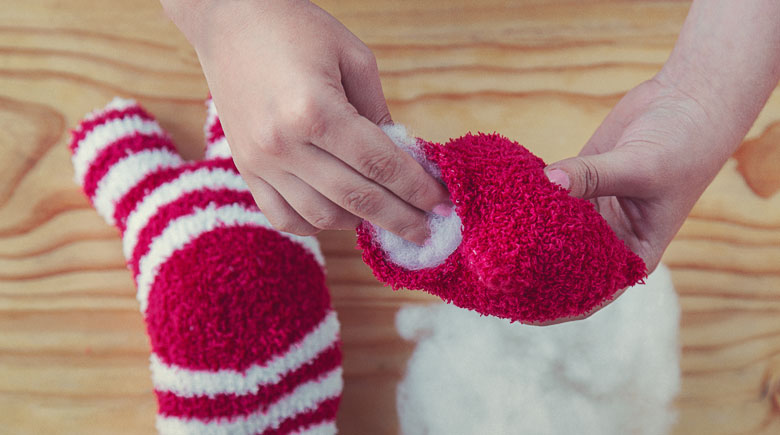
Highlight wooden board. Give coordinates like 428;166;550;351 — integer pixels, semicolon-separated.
1;0;779;433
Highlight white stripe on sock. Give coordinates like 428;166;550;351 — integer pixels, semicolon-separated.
205;136;232;159
155;367;343;435
73;116;165;186
135;203;324;313
91;149;183;226
204;97;218;141
82;97;139;123
149;310;340;397
122;167;247;259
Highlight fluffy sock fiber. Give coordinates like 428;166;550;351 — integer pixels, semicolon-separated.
358;126;646;324
69;97;342;435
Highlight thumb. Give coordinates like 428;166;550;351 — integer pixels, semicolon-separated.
545;152;639;199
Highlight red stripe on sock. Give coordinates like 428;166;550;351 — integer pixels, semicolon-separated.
81;133;176;199
207;116;225;144
128;188;256;276
70;105;154;153
145;225;331;371
113;159;238;232
155;345;341;421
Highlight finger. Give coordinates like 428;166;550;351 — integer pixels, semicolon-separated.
242;174;320;236
339;44;393;126
578;106;628;157
269;172;362;231
293;144;430;245
544;150;650;200
578;89;640;157
310;103;452;214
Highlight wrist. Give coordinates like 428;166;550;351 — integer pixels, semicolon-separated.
160;0;313;56
656;0;780;153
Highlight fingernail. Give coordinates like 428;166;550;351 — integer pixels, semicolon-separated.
545;168;570;190
432;202;453;217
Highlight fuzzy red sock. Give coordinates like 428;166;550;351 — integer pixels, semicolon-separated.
357;127;646;324
70;97;342;434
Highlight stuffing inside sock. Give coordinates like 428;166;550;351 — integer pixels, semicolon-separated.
358;125;646;324
371;124;462;270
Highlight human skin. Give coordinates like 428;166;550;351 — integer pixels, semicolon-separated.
160;0;451;246
545;0;780;274
160;0;780;274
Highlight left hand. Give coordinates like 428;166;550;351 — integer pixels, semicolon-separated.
545;75;738;274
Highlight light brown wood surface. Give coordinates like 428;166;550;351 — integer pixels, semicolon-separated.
2;1;780;434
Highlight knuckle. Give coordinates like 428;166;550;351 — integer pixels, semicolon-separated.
342;187;383;217
286;96;319;125
394;219;425;243
308;212;339;230
267;213;315;236
257;140;286;159
405;174;435;206
304;112;330;142
352;45;378;72
266;212;291;232
374;111;393;126
269;216;295;234
297;226;321;237
284;96;328;140
248;126;287;158
283;222;319;236
359;152;401;185
579;159;601;198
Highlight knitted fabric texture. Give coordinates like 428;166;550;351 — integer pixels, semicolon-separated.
69;97;342;435
357;128;647;324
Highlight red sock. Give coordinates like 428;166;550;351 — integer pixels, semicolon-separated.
358;126;646;324
70;97;342;434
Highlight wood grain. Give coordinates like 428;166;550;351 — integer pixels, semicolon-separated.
1;1;779;434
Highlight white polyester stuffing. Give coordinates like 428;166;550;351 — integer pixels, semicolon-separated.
372;124;462;270
395;264;681;435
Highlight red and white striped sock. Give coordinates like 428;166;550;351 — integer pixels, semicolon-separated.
69;97;343;435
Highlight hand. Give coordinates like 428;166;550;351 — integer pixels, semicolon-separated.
545;0;780;275
162;0;451;244
544;77;728;273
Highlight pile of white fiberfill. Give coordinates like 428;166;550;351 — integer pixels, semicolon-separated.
395;265;681;435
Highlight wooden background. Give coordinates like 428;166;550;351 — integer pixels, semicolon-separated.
2;0;780;433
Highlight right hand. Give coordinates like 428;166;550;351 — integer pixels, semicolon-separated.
162;0;452;244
